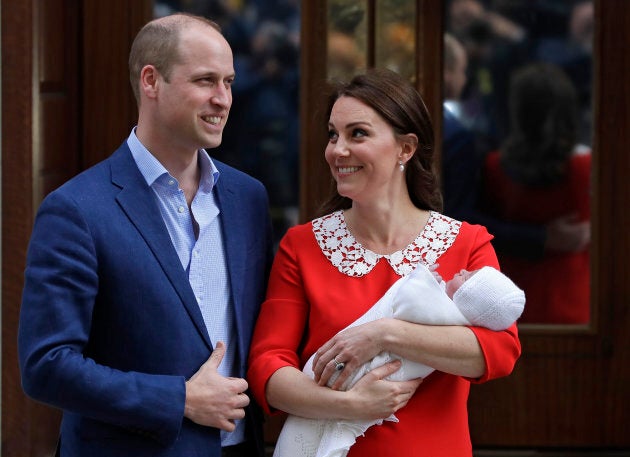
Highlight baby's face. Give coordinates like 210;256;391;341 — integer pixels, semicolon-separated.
446;269;479;299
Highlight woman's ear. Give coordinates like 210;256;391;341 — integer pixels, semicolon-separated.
400;133;419;162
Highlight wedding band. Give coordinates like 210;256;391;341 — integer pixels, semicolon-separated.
333;357;345;371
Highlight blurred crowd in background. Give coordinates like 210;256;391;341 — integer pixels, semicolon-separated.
155;0;301;245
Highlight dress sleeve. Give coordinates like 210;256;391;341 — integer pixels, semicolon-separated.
463;223;522;382
469;323;521;383
248;228;309;414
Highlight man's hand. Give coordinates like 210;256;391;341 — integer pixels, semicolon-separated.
545;213;590;253
184;342;249;431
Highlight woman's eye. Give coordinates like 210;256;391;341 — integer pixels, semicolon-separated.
327;130;338;141
352;128;367;138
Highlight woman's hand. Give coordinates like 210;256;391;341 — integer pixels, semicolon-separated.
345;360;422;420
312;319;390;390
265;360;422;421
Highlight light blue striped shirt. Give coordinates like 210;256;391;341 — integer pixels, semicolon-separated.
127;129;244;446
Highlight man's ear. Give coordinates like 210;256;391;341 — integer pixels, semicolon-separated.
139;65;160;100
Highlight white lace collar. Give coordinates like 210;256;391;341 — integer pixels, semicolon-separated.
312;210;461;277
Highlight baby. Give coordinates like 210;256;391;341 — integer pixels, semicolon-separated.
273;263;525;457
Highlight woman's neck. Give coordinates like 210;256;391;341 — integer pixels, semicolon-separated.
343;200;430;255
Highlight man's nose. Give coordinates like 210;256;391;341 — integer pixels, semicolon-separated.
211;85;231;108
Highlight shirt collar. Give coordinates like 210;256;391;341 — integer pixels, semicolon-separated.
126;127;220;189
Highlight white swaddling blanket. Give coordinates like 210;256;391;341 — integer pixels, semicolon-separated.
272;264;523;457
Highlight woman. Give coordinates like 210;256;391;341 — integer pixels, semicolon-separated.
248;68;521;456
481;62;591;324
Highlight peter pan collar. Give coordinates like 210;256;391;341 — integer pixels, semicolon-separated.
312;210;461;277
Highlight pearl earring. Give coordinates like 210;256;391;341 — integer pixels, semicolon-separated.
398;160;405;172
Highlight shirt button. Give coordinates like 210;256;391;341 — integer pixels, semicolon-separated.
168;179;175;186
178;206;185;213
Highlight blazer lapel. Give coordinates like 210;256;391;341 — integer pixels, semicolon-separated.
213;175;249;364
109;145;212;350
215;178;246;300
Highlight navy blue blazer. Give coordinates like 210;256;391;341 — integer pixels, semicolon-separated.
18;142;274;456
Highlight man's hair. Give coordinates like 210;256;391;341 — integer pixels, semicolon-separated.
128;13;221;103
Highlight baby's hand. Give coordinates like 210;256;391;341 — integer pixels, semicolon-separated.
428;263;443;283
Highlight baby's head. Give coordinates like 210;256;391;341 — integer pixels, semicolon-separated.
445;268;479;299
450;266;525;330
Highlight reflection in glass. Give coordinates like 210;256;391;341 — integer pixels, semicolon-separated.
442;0;593;325
327;0;367;81
375;0;416;82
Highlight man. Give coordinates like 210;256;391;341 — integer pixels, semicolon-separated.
18;13;273;457
442;32;479;221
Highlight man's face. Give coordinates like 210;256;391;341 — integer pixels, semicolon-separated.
156;25;235;152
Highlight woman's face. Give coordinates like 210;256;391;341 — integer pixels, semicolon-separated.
325;96;406;203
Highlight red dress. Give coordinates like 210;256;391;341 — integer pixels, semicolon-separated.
482;150;591;324
248;211;521;457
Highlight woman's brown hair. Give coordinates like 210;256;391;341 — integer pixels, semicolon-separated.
500;62;579;186
318;68;442;216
